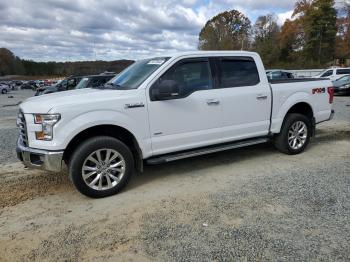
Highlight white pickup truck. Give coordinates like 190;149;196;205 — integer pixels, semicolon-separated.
17;51;334;198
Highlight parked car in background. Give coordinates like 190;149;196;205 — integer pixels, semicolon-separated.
75;74;116;90
11;81;23;90
313;67;350;81
35;76;83;96
20;82;35;90
266;70;294;80
17;51;334;198
0;83;10;94
332;74;350;95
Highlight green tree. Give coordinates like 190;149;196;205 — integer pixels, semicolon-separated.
335;3;350;63
0;48;25;76
252;14;281;67
294;0;337;65
198;10;251;50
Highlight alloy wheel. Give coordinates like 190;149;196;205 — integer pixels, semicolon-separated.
288;121;308;150
82;148;126;191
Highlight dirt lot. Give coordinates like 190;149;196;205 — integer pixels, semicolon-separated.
0;90;350;261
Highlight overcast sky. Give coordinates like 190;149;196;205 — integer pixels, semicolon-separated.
0;0;299;61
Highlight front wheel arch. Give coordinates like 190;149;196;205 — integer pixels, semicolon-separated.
63;124;143;172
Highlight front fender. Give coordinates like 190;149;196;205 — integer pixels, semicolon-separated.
29;109;151;155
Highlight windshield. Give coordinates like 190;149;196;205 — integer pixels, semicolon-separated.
337;75;350;81
106;57;170;89
315;69;332;77
75;77;89;89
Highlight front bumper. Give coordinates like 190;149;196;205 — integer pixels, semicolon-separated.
16;138;64;172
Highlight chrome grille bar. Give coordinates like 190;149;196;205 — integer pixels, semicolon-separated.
17;111;28;147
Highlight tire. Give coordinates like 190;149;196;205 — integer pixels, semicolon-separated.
274;113;312;155
69;136;134;198
2;89;7;94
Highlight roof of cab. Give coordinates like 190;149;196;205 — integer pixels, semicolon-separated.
168;50;259;58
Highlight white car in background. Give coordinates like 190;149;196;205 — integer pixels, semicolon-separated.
0;83;10;94
314;67;350;81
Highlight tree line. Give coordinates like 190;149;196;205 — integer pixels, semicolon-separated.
0;47;133;77
199;0;350;69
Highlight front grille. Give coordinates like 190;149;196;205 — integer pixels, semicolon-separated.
17;111;28;146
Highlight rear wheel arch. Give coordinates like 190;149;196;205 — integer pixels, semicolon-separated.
63;124;143;172
282;102;315;136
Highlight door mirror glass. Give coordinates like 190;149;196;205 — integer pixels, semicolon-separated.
153;80;180;100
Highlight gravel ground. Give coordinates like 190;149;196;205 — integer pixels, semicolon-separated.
0;90;35;164
0;91;349;261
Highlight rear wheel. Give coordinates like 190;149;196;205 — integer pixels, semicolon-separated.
274;113;312;154
69;136;134;198
2;89;7;94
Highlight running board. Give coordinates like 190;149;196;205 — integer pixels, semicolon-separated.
146;137;269;165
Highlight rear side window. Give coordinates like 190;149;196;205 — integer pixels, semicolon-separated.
336;69;350;75
217;57;260;88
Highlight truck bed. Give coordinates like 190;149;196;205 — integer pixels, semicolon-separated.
269;78;329;84
269;77;333;134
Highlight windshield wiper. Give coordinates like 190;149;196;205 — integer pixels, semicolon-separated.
94;83;121;89
107;82;122;88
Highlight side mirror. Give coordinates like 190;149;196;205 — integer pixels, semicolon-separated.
152;80;180;100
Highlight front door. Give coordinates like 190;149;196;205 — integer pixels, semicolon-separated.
147;58;222;156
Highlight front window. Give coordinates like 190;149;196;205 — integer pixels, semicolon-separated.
320;70;333;77
75;78;89;89
107;57;170;90
157;59;212;97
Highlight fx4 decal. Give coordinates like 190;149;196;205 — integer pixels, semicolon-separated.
312;88;325;94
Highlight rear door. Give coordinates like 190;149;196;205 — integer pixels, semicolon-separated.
147;57;222;156
214;56;271;142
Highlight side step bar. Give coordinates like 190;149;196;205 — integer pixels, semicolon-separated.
146;137;269;165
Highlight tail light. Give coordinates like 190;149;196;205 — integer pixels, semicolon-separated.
327;87;334;104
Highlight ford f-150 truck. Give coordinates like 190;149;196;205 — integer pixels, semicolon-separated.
16;51;334;198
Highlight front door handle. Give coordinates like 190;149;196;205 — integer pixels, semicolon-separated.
256;94;268;100
206;99;220;105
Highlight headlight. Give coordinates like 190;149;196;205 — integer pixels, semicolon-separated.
340;84;350;89
33;114;60;140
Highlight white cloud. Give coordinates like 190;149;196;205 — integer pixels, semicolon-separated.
277;10;294;25
0;0;298;61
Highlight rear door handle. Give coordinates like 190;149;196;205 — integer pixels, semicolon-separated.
256;94;268;100
206;99;220;105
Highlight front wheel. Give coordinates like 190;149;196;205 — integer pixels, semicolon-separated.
69;136;134;198
274;113;312;155
2;89;7;94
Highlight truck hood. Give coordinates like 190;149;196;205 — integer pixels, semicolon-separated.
20;88;124;113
